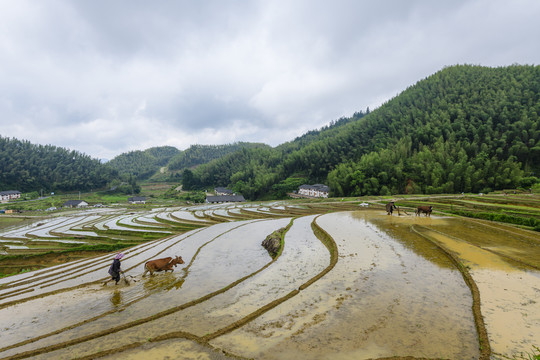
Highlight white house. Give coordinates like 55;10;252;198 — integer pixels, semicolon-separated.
128;196;146;204
214;187;233;196
0;190;21;202
63;200;89;208
298;184;330;198
206;195;245;203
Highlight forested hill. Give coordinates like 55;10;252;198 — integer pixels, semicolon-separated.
166;142;268;172
184;65;539;199
107;142;267;180
0;136;117;193
107;146;180;179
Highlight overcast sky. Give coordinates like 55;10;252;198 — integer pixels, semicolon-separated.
1;0;539;160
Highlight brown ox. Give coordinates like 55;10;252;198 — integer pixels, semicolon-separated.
416;205;433;217
142;256;184;277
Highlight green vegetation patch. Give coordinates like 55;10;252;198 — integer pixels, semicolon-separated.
261;227;287;258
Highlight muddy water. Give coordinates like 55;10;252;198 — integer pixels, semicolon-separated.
106;215;328;338
2;209;538;360
212;211;479;359
0;233;191;349
0;219;289;358
98;339;235;360
410;217;540;357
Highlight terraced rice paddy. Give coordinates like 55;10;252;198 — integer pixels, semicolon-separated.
0;200;539;360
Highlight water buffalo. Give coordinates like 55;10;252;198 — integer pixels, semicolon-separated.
416;205;433;217
142;256;184;277
386;202;397;215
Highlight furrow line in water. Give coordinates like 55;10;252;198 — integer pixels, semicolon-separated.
0;220;277;359
0;229;197;309
410;225;491;360
0;254;104;289
0;228;174;291
0;228;206;356
200;215;338;341
0;235;165;296
58;216;325;360
465;217;540;244
70;331;209;360
0;227;210;354
418;224;540;271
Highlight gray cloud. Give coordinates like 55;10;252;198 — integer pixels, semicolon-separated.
0;0;538;159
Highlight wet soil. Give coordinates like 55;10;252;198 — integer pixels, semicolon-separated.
212;211;479;359
0;251;108;276
0;207;538;360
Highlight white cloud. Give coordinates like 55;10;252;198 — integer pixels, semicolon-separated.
0;0;538;159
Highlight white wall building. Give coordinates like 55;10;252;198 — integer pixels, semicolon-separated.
298;184;330;198
0;190;21;202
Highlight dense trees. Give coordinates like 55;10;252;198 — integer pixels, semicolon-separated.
328;65;539;196
167;143;264;171
106;146;180;180
0;137;116;193
107;143;265;181
184;65;539;199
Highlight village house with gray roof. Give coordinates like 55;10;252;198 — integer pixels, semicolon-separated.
298;184;330;198
0;190;21;202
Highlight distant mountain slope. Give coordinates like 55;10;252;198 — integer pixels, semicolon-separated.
186;65;539;199
107;146;180;179
0;136;117;192
167;142;267;172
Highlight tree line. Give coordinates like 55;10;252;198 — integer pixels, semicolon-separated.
0;137;117;193
106;146;180;180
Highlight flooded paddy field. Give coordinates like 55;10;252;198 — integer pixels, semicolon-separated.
0;200;539;360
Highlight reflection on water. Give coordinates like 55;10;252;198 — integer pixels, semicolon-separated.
356;211;457;269
358;210;540;357
110;290;122;307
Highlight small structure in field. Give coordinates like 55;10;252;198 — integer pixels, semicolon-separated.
63;200;89;208
214;187;233;196
128;196;146;204
206;195;245;203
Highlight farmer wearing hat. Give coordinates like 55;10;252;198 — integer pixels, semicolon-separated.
108;253;125;285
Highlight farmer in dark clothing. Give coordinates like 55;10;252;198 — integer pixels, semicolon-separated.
108;253;124;285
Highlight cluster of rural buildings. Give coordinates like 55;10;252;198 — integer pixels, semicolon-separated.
62;197;147;208
2;183;330;210
206;187;246;203
205;184;330;204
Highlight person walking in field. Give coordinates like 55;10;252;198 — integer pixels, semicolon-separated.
108;253;125;285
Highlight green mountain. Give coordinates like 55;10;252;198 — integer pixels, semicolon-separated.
167;142;268;172
0;136;117;193
108;143;267;181
184;65;540;199
107;146;180;180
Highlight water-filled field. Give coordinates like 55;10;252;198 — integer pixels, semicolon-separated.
0;201;538;360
